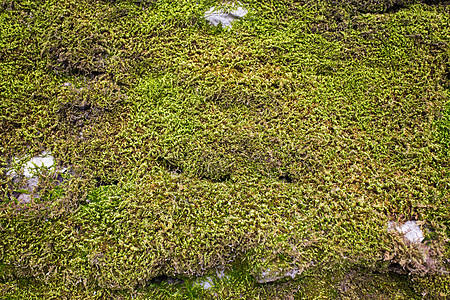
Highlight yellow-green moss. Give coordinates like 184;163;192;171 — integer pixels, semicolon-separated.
1;0;449;298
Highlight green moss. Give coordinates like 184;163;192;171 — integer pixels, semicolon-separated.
1;0;450;297
435;99;450;156
295;266;420;299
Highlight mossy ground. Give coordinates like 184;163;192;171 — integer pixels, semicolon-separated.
1;0;450;298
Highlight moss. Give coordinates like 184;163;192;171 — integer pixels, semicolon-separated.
1;0;450;297
412;273;450;299
295;265;420;299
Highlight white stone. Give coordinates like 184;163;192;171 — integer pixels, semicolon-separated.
284;268;300;279
256;267;301;284
17;194;32;204
195;268;228;290
204;2;248;29
7;151;55;177
197;277;213;289
388;221;424;244
26;177;39;191
216;268;226;279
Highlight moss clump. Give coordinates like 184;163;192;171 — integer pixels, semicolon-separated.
331;0;416;13
1;0;450;298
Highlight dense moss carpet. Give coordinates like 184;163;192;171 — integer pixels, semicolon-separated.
1;0;449;298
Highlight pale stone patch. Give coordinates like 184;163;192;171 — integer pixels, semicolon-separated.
388;221;424;244
7;151;56;177
195;268;228;290
26;176;39;191
204;2;248;29
6;151;69;203
17;193;32;204
256;267;301;284
197;277;214;289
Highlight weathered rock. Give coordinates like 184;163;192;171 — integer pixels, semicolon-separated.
7;151;55;178
388;221;424;244
26;176;39;191
195;268;227;290
6;151;70;203
385;220;439;275
6;151;69;179
255;267;301;284
197;277;214;289
204;2;248;29
16;193;40;204
17;193;32;204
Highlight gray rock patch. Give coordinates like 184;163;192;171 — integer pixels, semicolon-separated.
26;176;39;191
6;151;70;203
204;2;248;29
194;268;228;290
16;193;40;204
388;221;424;244
197;277;213;289
256;267;301;284
17;193;32;204
7;151;55;177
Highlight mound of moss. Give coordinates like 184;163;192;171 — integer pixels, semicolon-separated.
1;0;449;298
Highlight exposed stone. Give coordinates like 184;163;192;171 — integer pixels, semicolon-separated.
197;277;214;289
17;194;32;204
195;268;228;290
255;267;301;284
6;151;69;179
16;193;40;204
388;221;424;244
26;176;39;191
204;2;248;29
7;151;55;178
6;152;71;203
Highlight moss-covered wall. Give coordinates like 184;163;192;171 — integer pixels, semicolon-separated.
1;0;449;298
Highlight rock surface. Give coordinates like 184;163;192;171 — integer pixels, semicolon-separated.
388;221;424;244
255;267;301;284
204;2;248;29
7;151;56;177
195;268;227;289
6;151;69;203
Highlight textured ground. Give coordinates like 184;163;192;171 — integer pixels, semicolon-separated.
1;0;449;298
